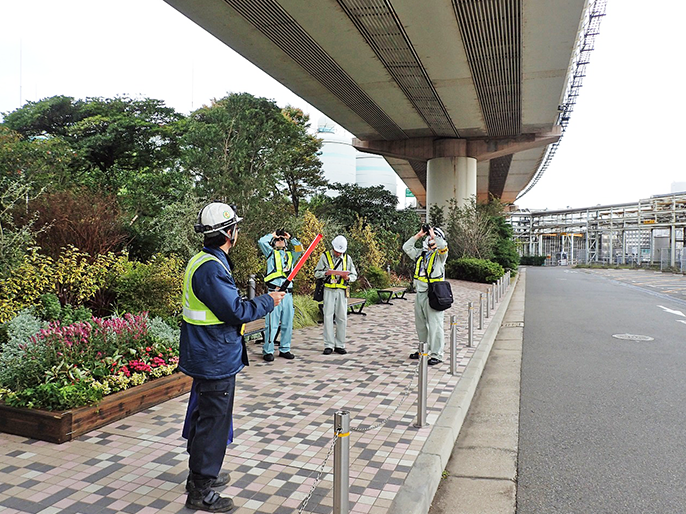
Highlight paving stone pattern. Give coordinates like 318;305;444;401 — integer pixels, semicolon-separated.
0;279;494;514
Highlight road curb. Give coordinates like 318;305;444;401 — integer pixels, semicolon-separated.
388;273;520;514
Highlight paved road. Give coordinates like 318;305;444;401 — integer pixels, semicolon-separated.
518;267;686;513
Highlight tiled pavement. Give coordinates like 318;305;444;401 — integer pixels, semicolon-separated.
0;278;503;514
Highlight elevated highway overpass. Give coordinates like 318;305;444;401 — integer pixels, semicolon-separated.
163;0;605;212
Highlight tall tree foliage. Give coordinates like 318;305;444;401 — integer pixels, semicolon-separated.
319;183;400;230
276;107;327;216
3;95;184;194
181;93;289;213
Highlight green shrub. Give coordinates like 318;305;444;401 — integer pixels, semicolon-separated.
113;254;184;322
350;288;382;305
292;295;321;329
3;381;104;411
446;258;504;283
520;255;547;266
0;247;125;323
492;237;520;271
37;293;92;325
365;265;391;289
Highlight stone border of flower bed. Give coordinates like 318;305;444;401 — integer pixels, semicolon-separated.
0;372;192;444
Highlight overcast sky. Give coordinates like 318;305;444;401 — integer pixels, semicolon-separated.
1;0;684;211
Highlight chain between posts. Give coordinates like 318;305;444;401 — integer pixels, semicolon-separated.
298;363;420;512
298;428;340;514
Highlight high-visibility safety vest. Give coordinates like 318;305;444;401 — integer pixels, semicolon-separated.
182;252;230;325
414;251;442;283
324;251;348;289
264;249;294;283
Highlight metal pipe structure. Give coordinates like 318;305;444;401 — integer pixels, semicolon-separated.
508;192;686;267
479;293;484;329
333;411;350;514
414;342;428;428
248;275;256;300
467;301;473;348
449;315;457;375
485;289;490;318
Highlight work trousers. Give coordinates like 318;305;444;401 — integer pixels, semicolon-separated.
414;291;445;360
264;292;294;354
186;376;235;480
322;287;347;349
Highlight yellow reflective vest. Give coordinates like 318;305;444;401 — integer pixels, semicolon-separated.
264;249;294;284
324;251;348;289
182;252;228;325
414;251;443;283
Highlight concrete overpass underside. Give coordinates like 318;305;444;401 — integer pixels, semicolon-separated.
163;0;596;209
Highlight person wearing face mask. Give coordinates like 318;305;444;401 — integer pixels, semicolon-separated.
257;229;303;361
403;225;449;365
314;235;358;355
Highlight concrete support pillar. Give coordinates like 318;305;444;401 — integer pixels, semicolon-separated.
426;156;477;221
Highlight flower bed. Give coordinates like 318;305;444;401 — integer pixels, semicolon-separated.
0;311;188;442
0;371;192;443
0;312;180;410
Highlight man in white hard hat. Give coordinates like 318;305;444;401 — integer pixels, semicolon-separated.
257;228;303;361
403;225;449;365
180;202;285;512
314;235;358;355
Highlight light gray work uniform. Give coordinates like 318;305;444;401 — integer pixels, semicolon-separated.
403;235;449;361
314;250;358;350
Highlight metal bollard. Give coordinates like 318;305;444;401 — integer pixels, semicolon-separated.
449;315;458;375
333;411;350;514
491;284;496;308
479;293;484;329
414;342;428;428
485;289;490;318
468;301;473;348
248;274;256;300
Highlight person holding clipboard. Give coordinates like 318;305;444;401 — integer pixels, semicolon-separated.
314;235;358;355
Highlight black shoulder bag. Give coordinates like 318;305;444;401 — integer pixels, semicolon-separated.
424;252;453;311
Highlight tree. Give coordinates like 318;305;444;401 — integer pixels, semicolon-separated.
0;126;81;192
276;107;327;216
446;197;496;259
319;183;400;230
180;93;291;214
3;96;184;194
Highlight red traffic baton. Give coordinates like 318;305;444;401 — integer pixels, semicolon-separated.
278;233;323;291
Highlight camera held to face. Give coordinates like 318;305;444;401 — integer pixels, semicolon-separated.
422;224;431;234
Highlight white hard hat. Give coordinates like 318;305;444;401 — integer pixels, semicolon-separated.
194;202;242;235
433;227;446;240
332;235;347;253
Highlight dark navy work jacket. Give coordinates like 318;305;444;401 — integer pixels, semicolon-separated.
178;246;274;379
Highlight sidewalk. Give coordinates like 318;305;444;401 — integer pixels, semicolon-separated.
0;277;513;514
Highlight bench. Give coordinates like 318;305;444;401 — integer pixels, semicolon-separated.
243;318;266;344
376;286;408;305
347;297;367;316
317;297;368;317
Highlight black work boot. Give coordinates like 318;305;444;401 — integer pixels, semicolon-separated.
185;472;231;492
185;475;234;512
185;488;234;512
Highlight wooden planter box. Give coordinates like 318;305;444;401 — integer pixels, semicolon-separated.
0;372;193;444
